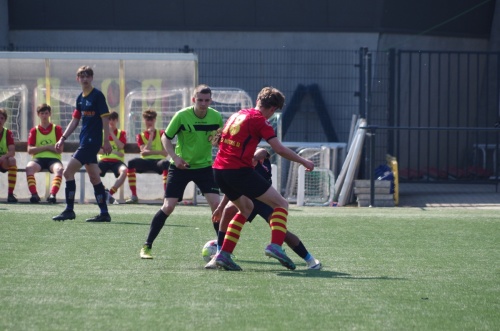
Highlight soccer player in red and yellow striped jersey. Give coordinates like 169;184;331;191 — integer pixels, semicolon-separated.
212;87;314;271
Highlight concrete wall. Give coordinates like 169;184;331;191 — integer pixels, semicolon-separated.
490;0;500;51
6;29;495;53
0;0;8;49
7;30;382;51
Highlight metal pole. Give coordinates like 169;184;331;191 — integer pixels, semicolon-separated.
369;127;376;207
364;51;373;181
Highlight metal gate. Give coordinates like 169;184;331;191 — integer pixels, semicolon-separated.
364;49;500;184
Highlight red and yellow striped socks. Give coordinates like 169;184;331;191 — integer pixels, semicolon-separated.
221;213;247;254
127;169;137;196
270;207;288;245
27;174;37;194
109;186;117;196
50;175;62;195
7;166;17;194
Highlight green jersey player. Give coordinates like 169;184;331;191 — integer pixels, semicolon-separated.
139;84;223;259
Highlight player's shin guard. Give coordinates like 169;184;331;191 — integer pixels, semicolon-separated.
221;213;246;254
291;241;308;260
145;209;168;246
51;175;62;195
217;231;226;252
270;207;288;245
7;166;17;194
27;174;37;194
127;169;137;196
93;182;108;213
65;180;76;210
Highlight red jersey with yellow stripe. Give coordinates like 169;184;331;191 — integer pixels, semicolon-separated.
213;108;276;169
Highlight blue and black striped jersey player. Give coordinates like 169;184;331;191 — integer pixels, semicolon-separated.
52;65;113;222
208;147;322;270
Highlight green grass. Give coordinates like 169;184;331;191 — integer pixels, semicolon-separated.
1;203;499;331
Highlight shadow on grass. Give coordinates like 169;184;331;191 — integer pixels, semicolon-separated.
236;259;406;280
91;221;192;227
276;271;406;280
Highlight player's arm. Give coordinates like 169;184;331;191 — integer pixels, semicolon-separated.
113;131;127;157
27;128;44;155
54;126;63;153
212;194;230;222
140;129;161;156
5;143;15;158
268;137;314;171
28;144;49;155
56;117;80;152
253;147;270;166
162;134;188;168
101;116;112;154
98;128;104;155
142;128;155;151
28;142;59;155
110;130;124;150
144;135;168;157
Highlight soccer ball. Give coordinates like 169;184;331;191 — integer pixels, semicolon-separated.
202;239;217;262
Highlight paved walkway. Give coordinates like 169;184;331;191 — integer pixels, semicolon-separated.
398;183;500;209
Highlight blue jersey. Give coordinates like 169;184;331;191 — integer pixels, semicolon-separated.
75;88;109;147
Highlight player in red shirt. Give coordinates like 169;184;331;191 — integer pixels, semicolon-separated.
26;104;64;203
98;111;128;204
0;108;18;203
212;87;314;271
125;109;169;204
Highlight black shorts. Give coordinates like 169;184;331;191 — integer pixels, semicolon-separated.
165;165;219;202
73;145;100;165
128;158;170;175
99;161;126;178
247;198;274;223
213;168;271;202
32;158;63;173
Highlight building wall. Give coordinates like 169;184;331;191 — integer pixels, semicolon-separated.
7;0;495;37
3;0;497;54
0;0;8;48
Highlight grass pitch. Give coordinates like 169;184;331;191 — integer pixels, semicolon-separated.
1;203;499;330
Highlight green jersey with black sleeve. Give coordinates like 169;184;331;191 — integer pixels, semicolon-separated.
165;106;223;169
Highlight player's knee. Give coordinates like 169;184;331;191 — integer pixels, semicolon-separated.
54;167;63;176
161;202;175;215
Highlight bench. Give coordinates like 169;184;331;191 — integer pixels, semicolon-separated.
14;142;142;203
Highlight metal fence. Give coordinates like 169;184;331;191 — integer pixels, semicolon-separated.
4;45;500;188
362;49;500;185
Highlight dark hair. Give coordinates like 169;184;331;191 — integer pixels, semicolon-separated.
0;108;7;120
77;65;94;77
142;109;157;119
257;87;285;109
36;103;51;113
109;111;119;120
193;84;212;98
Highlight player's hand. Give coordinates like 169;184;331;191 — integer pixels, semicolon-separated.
173;156;190;169
212;208;222;223
102;140;112;154
55;140;64;152
303;159;315;172
147;127;156;136
210;128;222;148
